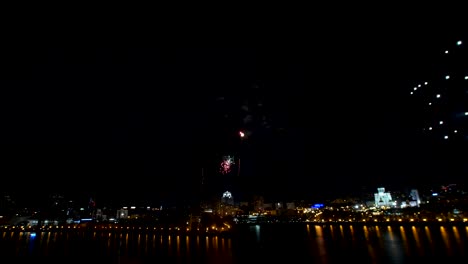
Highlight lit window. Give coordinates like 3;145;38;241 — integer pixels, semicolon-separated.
424;82;428;85
436;94;441;98
445;75;450;79
445;50;449;54
444;135;449;139
457;40;462;46
439;121;444;125
428;102;432;105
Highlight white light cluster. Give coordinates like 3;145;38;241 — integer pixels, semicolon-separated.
410;39;467;141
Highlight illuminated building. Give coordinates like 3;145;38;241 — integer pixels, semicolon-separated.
409;189;421;207
116;208;128;219
374;187;393;208
221;191;234;205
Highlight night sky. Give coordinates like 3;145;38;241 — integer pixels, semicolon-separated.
1;16;467;206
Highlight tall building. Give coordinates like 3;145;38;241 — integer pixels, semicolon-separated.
116;208;128;219
374;187;393;208
409;189;421;207
221;191;234;205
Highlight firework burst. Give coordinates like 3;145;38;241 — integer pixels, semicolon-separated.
220;155;235;175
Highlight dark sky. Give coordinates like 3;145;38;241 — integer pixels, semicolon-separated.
1;15;467;206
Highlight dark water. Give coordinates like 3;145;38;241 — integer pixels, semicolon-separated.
1;224;467;263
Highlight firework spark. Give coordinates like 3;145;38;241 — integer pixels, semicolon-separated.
220;155;235;174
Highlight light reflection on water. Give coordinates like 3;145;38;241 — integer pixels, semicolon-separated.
1;224;468;263
440;226;452;255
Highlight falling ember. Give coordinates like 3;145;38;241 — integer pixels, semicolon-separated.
220;155;235;174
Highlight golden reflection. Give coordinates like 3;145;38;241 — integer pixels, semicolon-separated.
387;226;394;241
152;234;156;249
43;232;51;255
452;226;461;243
186;235;190;254
363;226;369;241
440;226;453;255
314;225;328;263
125;233;129;255
166;235;172;257
374;226;385;250
145;234;148;255
14;232;22;255
339;225;344;238
423;226;435;253
399;226;410;256
315;225;323;237
366;238;377;262
452;226;462;253
349;225;354;237
107;233;111;251
375;226;381;238
205;236;209;249
40;232;46;246
424;226;432;242
176;235;180;255
46;231;51;245
213;236;219;250
306;224;310;236
411;226;423;256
